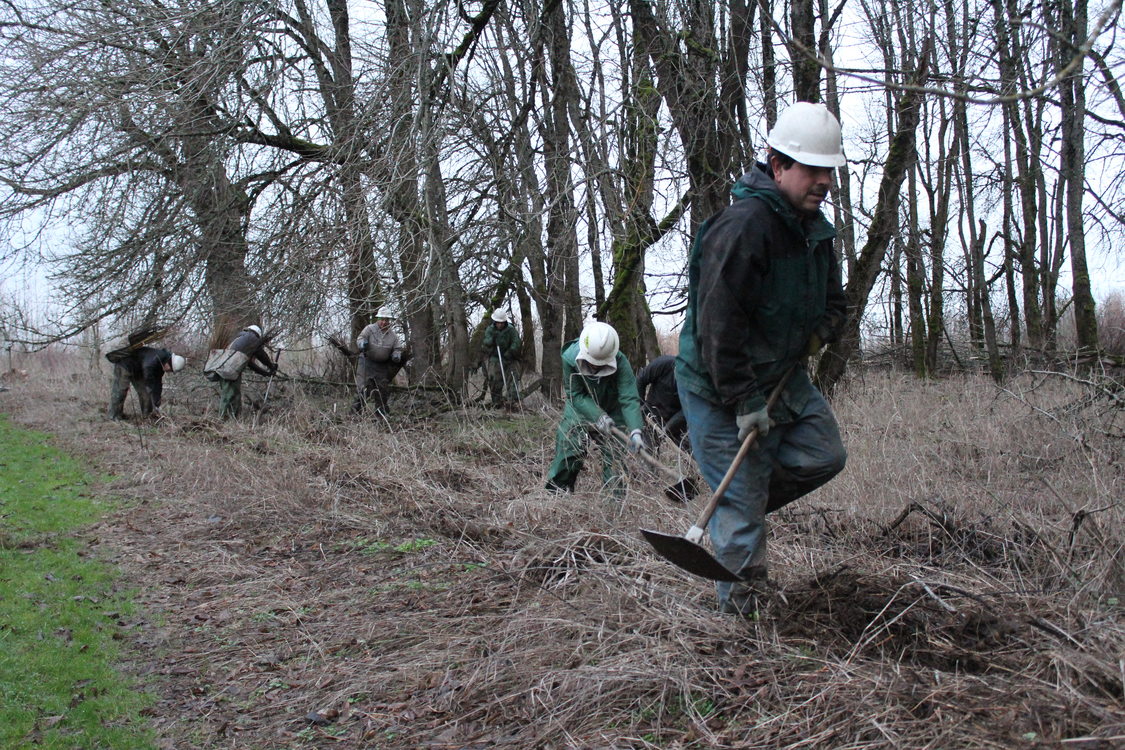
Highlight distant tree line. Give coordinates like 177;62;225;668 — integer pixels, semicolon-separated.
0;0;1121;395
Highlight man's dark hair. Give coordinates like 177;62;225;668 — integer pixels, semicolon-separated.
768;148;796;171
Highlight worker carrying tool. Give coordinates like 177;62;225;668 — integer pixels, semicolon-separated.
545;321;645;500
353;308;404;417
674;101;850;616
205;324;277;420
481;309;522;410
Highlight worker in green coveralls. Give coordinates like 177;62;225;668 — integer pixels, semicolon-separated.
545;321;646;499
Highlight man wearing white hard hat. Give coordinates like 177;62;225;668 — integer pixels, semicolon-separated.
353;307;404;416
676;101;849;615
481;309;522;409
107;345;185;420
544;321;646;499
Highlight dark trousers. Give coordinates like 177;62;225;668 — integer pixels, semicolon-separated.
108;365;153;419
354;357;392;415
219;377;242;419
485;357;520;405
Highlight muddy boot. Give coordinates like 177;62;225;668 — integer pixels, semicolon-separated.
719;567;772;618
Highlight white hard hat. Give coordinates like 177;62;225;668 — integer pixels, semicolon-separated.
375;307;394;319
576;321;619;370
491;309;508;323
766;102;846;168
244;324;263;337
170;353;186;372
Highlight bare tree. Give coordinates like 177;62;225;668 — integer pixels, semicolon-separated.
1056;0;1099;353
818;36;932;390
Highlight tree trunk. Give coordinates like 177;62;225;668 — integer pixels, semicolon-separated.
385;0;437;385
789;0;820;101
992;0;1044;350
1058;0;1098;353
817;37;931;391
598;46;662;364
905;162;928;376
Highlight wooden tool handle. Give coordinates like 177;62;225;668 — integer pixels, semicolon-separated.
689;364;797;532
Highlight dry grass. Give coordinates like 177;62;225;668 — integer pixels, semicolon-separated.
1;356;1122;749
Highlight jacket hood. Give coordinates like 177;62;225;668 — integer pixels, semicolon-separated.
731;164;779;201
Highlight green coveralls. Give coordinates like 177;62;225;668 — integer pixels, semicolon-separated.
482;323;521;406
545;339;644;498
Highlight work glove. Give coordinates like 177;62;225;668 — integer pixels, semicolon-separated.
593;413;615;436
628;429;645;454
357;339;369;353
736;406;771;442
806;333;824;357
391;351;402;364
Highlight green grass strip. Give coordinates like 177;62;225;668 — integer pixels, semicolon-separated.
0;415;155;749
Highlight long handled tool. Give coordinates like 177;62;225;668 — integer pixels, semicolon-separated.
495;345;509;402
639;365;796;582
252;348;282;429
608;426;698;503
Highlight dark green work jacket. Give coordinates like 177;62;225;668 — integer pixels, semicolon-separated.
676;164;847;418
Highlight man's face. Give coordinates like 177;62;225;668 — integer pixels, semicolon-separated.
772;157;834;215
376;318;391;331
162;361;173;373
494;321;507;330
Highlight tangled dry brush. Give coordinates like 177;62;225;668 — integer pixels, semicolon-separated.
2;357;1123;749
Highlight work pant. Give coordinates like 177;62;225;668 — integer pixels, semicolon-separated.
219;377;242;419
646;404;689;451
108;365;153;419
544;420;626;499
485;357;520;406
678;383;846;610
353;357;392;415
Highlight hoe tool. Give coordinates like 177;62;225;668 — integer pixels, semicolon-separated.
639;366;795;582
252;348;282;429
608;426;698;503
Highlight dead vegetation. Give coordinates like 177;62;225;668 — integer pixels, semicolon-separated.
0;358;1122;749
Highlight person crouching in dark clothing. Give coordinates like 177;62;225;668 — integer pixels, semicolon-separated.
636;354;688;449
108;347;185;420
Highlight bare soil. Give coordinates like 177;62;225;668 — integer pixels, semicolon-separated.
1;362;1123;748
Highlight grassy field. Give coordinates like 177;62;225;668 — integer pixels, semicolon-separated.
0;357;1122;748
0;417;154;749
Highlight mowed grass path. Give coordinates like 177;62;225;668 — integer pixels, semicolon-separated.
0;415;154;749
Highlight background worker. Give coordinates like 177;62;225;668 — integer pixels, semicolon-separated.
545;321;646;499
676;101;849;615
107;346;185;420
635;354;688;450
215;324;276;420
481;309;521;409
354;307;404;416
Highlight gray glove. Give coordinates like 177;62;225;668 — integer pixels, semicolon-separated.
628;429;645;454
357;339;369;352
391;351;402;364
736;407;770;442
593;414;615;436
